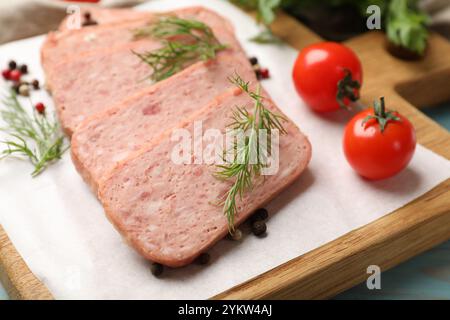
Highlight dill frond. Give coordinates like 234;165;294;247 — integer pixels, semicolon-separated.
133;17;227;82
0;90;68;177
215;73;287;232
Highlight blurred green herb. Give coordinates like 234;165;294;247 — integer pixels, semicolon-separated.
386;0;429;55
232;0;281;43
0;90;68;177
231;0;429;54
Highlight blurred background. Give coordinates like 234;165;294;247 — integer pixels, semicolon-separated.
0;0;449;300
1;0;449;45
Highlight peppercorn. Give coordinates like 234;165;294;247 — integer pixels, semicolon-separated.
259;68;270;79
150;262;164;277
19;64;28;74
249;57;258;65
35;102;45;114
18;84;30;97
228;228;242;241
8;60;16;70
83;12;91;20
195;253;211;265
9;70;21;82
31;79;40;90
251;208;268;223
82;19;98;27
2;69;11;80
251;220;267;237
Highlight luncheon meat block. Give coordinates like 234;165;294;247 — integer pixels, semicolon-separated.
71;51;255;194
42;7;241;89
42;17;153;77
98;88;312;267
45;7;244;135
48;40;161;136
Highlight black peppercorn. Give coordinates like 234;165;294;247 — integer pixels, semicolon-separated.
249;57;258;65
251;208;268;222
255;69;262;80
251;220;267;237
8;60;17;70
195;253;210;265
150;262;163;277
31;79;40;90
82;20;98;27
19;64;28;74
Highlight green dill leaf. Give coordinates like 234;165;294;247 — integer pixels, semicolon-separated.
133;17;227;82
0;90;68;177
215;73;287;232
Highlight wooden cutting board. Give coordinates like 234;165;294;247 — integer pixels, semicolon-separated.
1;11;449;300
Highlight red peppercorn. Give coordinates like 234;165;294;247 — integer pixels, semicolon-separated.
9;69;22;82
2;69;11;80
259;68;270;79
35;102;45;114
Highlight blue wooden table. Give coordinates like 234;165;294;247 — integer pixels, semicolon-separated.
1;104;449;300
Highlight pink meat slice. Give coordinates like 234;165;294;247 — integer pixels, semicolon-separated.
98;88;312;267
42;7;240;88
42;17;153;77
71;50;256;194
48;40;160;136
45;7;243;135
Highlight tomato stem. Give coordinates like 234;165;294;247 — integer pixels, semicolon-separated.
362;97;401;133
336;68;361;109
380;96;386;117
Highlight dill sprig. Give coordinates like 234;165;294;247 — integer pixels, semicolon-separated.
215;74;287;232
133;17;227;82
0;90;68;177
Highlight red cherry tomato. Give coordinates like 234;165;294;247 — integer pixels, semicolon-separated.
293;42;362;112
343;98;416;180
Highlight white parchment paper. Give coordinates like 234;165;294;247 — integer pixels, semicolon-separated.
0;0;449;299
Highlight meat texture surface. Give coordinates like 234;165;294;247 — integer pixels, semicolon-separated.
71;51;256;194
42;7;240;87
45;7;243;135
98;88;312;267
42;17;153;76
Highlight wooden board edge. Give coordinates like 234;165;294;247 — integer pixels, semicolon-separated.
213;179;450;299
0;225;53;300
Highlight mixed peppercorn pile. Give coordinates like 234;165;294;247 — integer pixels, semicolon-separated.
2;60;45;114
